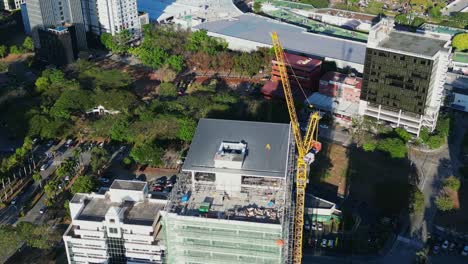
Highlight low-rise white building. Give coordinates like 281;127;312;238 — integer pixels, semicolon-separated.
63;180;166;264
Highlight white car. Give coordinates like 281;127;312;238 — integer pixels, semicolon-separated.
311;222;317;230
442;240;449;249
318;222;323;231
40;160;52;171
319;124;329;129
321;239;327;248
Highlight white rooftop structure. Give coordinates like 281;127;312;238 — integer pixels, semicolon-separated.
306;92;359;118
63;180;166;263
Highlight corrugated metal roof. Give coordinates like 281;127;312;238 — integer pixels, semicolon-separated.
182;118;292;178
194;13;367;65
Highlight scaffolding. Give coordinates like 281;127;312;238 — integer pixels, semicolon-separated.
162;139;295;264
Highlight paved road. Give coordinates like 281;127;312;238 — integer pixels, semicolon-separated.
16;143;81;225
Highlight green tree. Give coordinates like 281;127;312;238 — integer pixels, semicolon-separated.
443;176;461;191
100;30;131;54
16;222;59;249
0;45;7;58
9;45;21;54
33;172;43;187
44;180;58;199
452;33;468;51
409;186;425;214
429;6;442;18
130;46;168;69
253;1;262;13
93;89;136;113
427;134;445;149
159;82;178;98
419;127;430;143
100;33;115;51
71;175;96;194
395;127;412;143
22;36;34;51
130;143;165;167
186;30;227;55
377;138;407;158
177;117;197;142
50;89;95;119
0;226;21;259
166;55;185;72
90;147;110;173
0;61;7;72
363;141;377;152
110;117;131;142
435;194;453;211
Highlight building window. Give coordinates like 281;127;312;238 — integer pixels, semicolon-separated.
110;219;115;223
109;227;118;234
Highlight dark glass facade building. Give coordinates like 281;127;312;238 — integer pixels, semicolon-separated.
361;48;434;115
38;25;78;66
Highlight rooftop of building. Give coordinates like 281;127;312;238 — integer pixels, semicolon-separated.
110;180;147;191
182;118;291;178
71;180;165;225
305;194;335;209
321;71;362;89
379;31;447;57
453;52;468;64
194;13;367;65
276;53;322;72
305;92;359;117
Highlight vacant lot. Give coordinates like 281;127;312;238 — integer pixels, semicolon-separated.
435;181;468;232
310;142;414;216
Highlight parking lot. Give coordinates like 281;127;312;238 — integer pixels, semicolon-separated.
429;226;468;258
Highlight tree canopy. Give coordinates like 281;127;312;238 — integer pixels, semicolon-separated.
452;33;468;51
71;175;97;194
130;143;165;167
376;138;407;159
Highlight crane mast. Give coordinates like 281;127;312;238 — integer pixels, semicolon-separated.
271;32;320;264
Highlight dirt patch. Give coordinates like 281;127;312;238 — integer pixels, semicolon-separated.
435;182;468;232
310;143;349;196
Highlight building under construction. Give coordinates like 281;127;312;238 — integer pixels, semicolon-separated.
161;118;295;264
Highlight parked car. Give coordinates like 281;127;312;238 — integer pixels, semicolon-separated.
304;219;310;231
449;242;456;251
311;222;317;230
321;239;327;248
99;178;110;183
11;197;17;205
319;124;329;129
156;177;167;185
153;185;163;192
65;139;73;148
462;245;468;256
39;206;46;214
328;239;334;248
46;140;54;147
433;245;440;254
163;186;173;193
442;240;449;249
317;222;323;231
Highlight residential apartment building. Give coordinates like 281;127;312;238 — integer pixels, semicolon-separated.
2;0;25;10
26;0;87;49
359;19;451;135
162;118;295;264
63;180;166;264
83;0;141;37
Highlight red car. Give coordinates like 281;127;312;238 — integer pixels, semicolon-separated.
153;185;163;192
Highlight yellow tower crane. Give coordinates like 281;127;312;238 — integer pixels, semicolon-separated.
271;32;321;264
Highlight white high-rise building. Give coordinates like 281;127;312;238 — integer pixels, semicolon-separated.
2;0;25;10
63;180;166;264
82;0;141;37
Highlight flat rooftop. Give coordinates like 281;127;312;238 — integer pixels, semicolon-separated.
306;92;359;117
110;180;146;191
76;196;164;225
279;53;322;72
182;118;291;178
194;13;367;65
379;31;447;57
